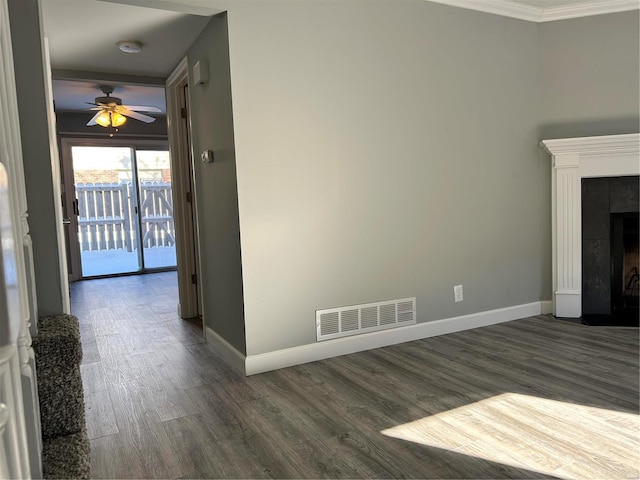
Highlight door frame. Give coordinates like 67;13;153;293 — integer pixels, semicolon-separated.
166;57;201;319
59;137;169;281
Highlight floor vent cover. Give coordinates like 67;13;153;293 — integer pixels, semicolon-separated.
316;297;416;341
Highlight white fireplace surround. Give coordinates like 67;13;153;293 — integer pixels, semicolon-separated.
541;133;640;318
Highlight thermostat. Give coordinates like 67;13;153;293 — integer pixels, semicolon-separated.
193;59;209;85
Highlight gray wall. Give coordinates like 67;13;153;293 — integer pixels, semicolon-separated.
8;0;65;316
216;1;547;356
187;13;246;354
539;11;640;139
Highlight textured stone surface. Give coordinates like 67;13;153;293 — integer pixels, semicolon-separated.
610;176;640;213
582;178;609;240
583;239;611;314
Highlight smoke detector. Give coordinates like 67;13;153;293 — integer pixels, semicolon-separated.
117;41;142;54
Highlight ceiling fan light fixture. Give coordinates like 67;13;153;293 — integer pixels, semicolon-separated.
118;41;142;54
95;111;127;128
95;111;112;127
111;112;127;127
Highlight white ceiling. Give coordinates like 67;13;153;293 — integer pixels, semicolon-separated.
41;0;215;113
51;79;169;114
41;0;637;114
40;0;212;78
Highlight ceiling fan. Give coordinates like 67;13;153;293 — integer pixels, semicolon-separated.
86;85;161;129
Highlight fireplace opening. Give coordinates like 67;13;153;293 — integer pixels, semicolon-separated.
611;213;639;320
581;176;639;327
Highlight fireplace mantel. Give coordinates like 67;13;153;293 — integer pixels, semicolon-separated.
541;133;640;318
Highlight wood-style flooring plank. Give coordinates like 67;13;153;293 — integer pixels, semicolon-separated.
106;381;185;479
78;322;102;365
70;272;639;479
83;389;118;440
161;414;244;479
89;433;132;479
79;362;107;394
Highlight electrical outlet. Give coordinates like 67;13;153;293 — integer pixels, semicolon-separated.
454;284;463;303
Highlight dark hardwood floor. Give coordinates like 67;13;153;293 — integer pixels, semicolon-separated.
71;272;640;479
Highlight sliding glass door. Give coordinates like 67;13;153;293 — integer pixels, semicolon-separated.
136;150;176;269
67;143;176;278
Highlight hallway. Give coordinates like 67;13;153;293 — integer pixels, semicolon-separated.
70;272;215;477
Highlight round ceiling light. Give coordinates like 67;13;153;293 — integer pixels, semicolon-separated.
117;41;142;54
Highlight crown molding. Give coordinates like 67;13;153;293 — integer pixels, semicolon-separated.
427;0;639;22
541;0;640;21
540;133;640;156
428;0;542;21
95;0;221;16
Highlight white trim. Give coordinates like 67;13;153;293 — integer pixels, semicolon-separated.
204;326;246;375
427;0;542;21
245;301;544;376
166;57;200;319
42;36;70;315
540;133;640;156
96;0;221;16
426;0;638;22
0;0;34;475
541;133;640;319
167;56;188;89
540;300;553;315
541;0;639;22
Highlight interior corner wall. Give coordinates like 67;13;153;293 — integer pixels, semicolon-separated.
539;11;640;139
7;0;64;316
221;1;546;356
187;13;246;355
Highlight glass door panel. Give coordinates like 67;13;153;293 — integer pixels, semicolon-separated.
136;150;177;269
71;146;141;277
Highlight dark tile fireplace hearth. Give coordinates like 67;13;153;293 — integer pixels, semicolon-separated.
582;176;639;327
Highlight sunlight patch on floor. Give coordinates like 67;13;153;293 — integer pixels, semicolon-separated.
381;393;639;479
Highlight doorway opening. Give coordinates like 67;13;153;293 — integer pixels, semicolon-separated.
166;59;202;320
62;140;177;279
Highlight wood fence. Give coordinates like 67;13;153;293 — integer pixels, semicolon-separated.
75;182;175;252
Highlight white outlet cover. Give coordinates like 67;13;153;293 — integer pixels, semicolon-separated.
454;285;463;303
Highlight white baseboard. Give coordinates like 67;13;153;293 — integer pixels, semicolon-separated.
540;300;553;315
204;326;246;375
245;301;545;376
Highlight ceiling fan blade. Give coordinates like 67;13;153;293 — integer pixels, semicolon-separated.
122;105;161;113
86;111;103;126
120;108;157;123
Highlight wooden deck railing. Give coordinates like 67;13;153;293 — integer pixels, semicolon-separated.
75;182;175;252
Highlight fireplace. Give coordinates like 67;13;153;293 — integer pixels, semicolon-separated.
612;213;639;316
541;134;640;321
582;176;639;325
